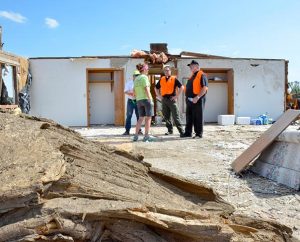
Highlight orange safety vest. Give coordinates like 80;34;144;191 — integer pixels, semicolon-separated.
160;76;176;96
185;70;205;95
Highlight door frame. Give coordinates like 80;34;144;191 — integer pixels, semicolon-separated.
86;68;125;126
201;68;234;114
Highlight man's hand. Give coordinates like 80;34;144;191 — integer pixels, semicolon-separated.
125;91;134;97
192;96;200;104
170;95;178;102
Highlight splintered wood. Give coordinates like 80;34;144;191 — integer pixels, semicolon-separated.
0;112;297;242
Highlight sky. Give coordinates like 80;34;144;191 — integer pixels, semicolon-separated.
0;0;299;82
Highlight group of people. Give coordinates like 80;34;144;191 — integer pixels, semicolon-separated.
123;60;208;142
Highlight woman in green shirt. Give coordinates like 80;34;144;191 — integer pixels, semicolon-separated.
133;63;154;142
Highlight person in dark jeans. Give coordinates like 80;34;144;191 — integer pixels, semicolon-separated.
123;70;142;135
155;65;184;136
182;60;208;139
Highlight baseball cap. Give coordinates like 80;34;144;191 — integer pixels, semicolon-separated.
187;60;199;66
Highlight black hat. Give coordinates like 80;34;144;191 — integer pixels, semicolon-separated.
187;60;199;66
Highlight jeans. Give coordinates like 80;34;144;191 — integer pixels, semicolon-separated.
125;99;139;132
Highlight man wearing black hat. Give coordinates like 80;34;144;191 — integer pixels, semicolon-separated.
182;60;208;138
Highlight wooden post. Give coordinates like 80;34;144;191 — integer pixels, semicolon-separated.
0;63;2;100
0;26;2;51
0;26;2;98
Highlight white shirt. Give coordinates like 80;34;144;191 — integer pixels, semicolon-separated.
124;80;135;100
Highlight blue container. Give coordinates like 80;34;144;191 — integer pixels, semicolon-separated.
250;118;262;125
259;114;269;125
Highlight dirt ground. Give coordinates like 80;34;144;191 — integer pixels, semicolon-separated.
75;124;300;240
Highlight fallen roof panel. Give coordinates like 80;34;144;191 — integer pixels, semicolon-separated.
231;109;300;173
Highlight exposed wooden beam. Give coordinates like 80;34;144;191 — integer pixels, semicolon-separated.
180;51;230;59
0;26;2;51
0;51;20;66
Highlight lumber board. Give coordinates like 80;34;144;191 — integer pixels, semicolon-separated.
231;109;300;173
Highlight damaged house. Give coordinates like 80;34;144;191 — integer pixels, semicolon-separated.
27;43;288;126
0;27;30;112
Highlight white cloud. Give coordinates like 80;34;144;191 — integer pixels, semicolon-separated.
0;11;27;23
45;17;59;29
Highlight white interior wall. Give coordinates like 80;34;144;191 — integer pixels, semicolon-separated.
29;58;143;127
89;82;114;125
30;58;110;126
178;59;285;121
204;83;228;122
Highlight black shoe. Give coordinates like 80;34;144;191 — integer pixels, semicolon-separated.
193;134;203;139
123;131;130;135
180;133;192;138
165;131;173;135
138;129;143;135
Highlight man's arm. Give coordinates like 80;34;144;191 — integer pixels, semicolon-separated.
171;79;184;101
155;80;162;101
192;74;208;103
155;87;162;101
171;85;184;101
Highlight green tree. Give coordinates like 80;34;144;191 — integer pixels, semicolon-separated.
288;81;300;94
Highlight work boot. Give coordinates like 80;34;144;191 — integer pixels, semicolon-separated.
180;133;192;138
193;134;203;139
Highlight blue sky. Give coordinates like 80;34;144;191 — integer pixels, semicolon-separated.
0;0;299;81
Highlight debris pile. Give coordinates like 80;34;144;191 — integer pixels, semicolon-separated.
131;49;168;64
0;112;297;241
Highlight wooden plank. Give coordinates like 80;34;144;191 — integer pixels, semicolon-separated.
0;51;20;66
180;51;229;59
231;109;300;173
113;70;124;125
13;66;18;104
202;68;230;73
86;69;90;126
18;57;29;93
0;105;18;109
227;69;234;114
208;81;228;84
0;63;2;98
88;80;113;83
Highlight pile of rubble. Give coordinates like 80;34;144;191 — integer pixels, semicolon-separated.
0;112;297;241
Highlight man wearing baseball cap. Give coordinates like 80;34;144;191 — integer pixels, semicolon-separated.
182;60;208;138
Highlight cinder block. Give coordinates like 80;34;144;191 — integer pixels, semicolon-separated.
218;115;235;125
236;117;251;125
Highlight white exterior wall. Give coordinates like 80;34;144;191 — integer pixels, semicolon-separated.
29;58;142;126
29;57;286;126
177;59;285;121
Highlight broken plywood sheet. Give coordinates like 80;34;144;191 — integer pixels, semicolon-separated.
231;109;300;173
